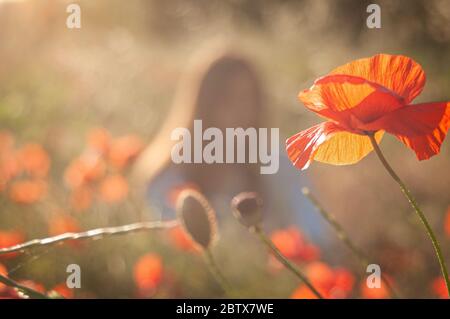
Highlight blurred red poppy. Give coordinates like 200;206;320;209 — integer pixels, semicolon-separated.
287;54;450;170
0;152;21;191
17;280;47;297
0;230;24;259
133;253;163;296
48;215;80;236
64;154;105;189
291;262;354;299
87;127;111;155
431;277;449;299
17;143;50;178
168;225;198;253
8;179;47;204
360;276;393;299
108;134;143;170
98;174;129;204
270;226;319;263
48;215;82;248
69;186;93;212
51;283;74;299
20;280;46;293
0;279;47;299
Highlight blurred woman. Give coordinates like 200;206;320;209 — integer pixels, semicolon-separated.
134;46;323;239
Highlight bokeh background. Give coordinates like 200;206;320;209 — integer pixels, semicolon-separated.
0;0;449;298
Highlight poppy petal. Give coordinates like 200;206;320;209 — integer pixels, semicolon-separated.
286;122;342;170
314;130;384;165
299;75;403;128
330;54;425;104
360;102;450;160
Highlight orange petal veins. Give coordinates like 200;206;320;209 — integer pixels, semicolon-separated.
313;130;384;165
361;102;450;160
286;121;342;170
330;54;426;104
299;75;404;127
286;122;383;170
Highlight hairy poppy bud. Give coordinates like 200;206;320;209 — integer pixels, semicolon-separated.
231;192;262;229
176;189;217;250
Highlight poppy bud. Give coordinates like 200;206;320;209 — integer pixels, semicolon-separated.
176;189;217;250
231;192;262;229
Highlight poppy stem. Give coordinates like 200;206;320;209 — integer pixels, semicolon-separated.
368;134;450;297
0;220;179;255
302;187;400;298
253;226;324;299
0;274;49;299
203;249;235;297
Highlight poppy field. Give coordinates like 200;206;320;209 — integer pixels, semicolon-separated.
0;0;449;300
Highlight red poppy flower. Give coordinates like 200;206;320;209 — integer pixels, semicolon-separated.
69;186;93;212
48;215;80;236
360;275;394;299
0;230;25;259
270;226;319;263
98;174;129;204
50;283;74;299
290;262;354;299
133;253;163;296
287;54;450;170
431;277;449;299
8;179;47;204
64;154;105;189
17;143;50;178
168;225;198;253
108;134;144;170
0;148;21;191
48;215;82;248
87;127;111;156
0;279;47;299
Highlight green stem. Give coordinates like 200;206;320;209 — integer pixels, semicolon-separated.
302;187;400;298
204;249;234;297
254;226;324;299
0;274;49;299
369;134;450;297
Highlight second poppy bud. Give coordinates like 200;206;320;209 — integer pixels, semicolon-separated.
231;192;262;229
